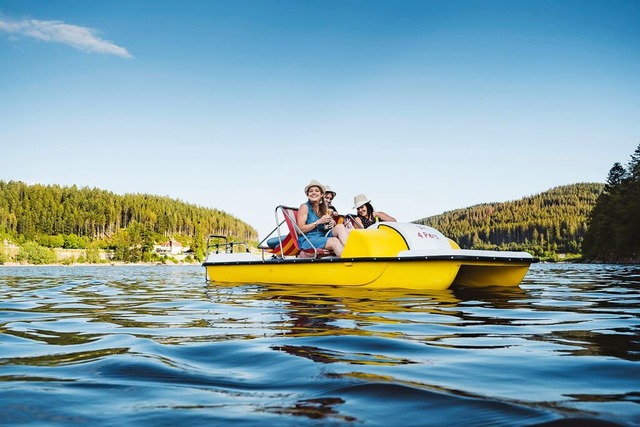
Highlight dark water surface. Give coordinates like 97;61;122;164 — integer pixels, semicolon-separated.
0;264;638;426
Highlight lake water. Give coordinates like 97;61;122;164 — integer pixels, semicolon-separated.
0;263;638;426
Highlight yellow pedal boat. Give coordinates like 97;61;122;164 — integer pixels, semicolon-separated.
203;220;537;291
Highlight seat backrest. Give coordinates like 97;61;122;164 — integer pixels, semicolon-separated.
280;207;301;238
270;232;300;257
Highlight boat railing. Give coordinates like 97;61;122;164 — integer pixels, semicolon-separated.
204;235;251;282
205;234;250;257
256;216;288;260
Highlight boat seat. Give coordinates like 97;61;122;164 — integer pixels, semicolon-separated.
259;232;299;257
257;206;336;258
280;206;335;258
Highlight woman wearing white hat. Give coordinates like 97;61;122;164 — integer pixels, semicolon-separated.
323;185;338;214
297;180;350;256
353;194;396;229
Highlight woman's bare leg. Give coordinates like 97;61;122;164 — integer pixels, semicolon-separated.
332;224;350;246
325;237;344;257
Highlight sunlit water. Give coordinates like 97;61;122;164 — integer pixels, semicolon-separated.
0;263;638;426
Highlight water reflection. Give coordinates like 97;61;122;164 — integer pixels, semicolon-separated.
207;274;640;366
262;396;356;422
208;283;462;337
524;264;640;362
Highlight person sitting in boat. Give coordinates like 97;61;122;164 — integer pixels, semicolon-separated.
297;180;350;257
325;185;359;229
323;185;338;214
353;194;396;229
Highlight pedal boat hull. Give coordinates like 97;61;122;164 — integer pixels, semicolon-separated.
203;223;537;290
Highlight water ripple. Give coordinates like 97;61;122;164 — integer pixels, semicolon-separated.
0;264;638;425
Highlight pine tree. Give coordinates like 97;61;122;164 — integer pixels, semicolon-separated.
627;142;640;181
582;144;640;262
604;162;627;193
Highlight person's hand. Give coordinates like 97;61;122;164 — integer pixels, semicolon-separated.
319;214;333;229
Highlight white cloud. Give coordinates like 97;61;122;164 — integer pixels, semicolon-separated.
0;17;133;58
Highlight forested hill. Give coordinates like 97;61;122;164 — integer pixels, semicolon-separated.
0;180;257;243
414;183;605;258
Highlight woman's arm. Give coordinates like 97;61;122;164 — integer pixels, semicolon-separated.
297;203;323;232
375;211;396;222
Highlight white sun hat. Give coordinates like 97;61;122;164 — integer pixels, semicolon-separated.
353;194;371;209
324;185;336;197
304;179;326;195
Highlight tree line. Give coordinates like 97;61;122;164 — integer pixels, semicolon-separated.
582;144;640;262
415;183;604;260
0;181;257;263
4;140;639;265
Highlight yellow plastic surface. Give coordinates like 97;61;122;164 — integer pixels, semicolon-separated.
341;226;408;258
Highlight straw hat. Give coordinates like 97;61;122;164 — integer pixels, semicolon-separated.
304;179;326;195
324;185;336;197
353;194;371;209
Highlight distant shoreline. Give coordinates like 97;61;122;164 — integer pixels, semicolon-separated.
0;262;200;267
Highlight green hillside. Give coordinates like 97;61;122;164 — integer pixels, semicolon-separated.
0;180;257;263
414;183;605;260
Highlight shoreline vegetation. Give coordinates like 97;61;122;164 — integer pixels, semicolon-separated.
1;261;199;267
580;144;640;263
1;181;602;266
0;180;257;266
0;244;204;267
417;143;640;264
416;183;604;262
2;142;640;265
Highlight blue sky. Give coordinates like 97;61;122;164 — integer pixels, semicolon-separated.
1;0;639;239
